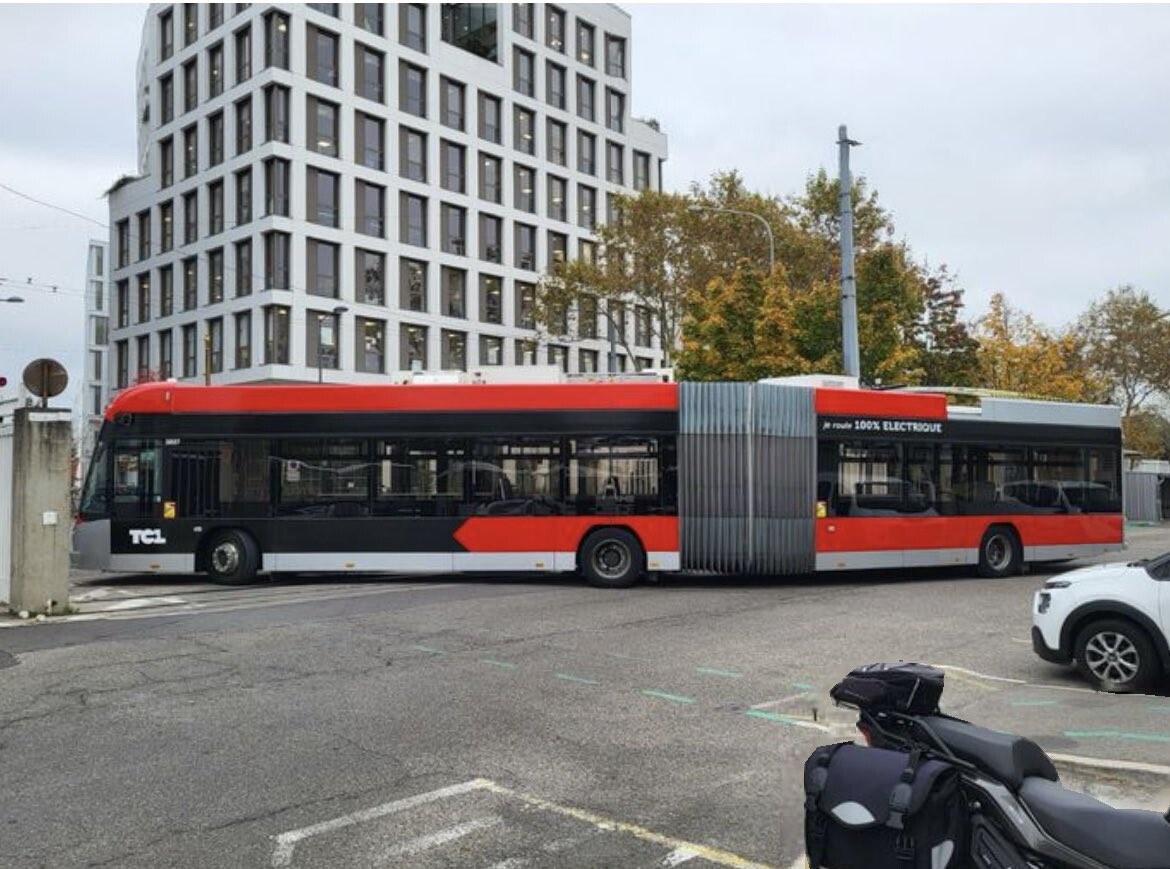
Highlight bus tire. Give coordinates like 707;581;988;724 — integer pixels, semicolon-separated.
581;528;644;589
204;529;260;585
977;525;1021;578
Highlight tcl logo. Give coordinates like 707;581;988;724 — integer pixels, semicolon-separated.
129;528;167;545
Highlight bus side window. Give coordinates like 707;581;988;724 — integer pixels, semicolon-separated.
79;442;110;519
112;440;162;520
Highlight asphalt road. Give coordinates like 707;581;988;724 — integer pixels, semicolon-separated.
2;528;1169;868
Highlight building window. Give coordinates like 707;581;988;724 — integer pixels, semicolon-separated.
441;329;467;371
440;203;466;255
547;175;567;222
400;61;427;117
515;339;537;365
159;330;173;379
577;185;597;230
181;325;196;378
264;84;290;142
308;3;339;16
159;265;173;316
400;127;427;182
233;24;250;83
208;42;224;98
633;150;651;191
442;267;466;317
159;137;174;188
136;272;151;323
308;95;339;157
440;4;498;62
235;96;252;154
182;59;198;112
514;223;536;270
136;210;151;261
635;306;653;347
308;308;341;372
548;230;568;265
440;141;465;193
399;4;426;52
479;214;502;264
578;295;598;339
115;340;129;388
208;247;224;302
182;190;198;244
576;75;595;122
606;34;626;78
234;311;252;368
513;47;534;97
606;88;625;133
182;257;198;309
159;73;174;125
183;4;198;45
234;239;252;297
356;317;385;373
606;141;624;184
547;119;567;166
356;4;383;35
307;238;340;297
264;305;291;364
235;167;252;225
208;317;224;373
546;62;566;109
264;157;290;215
440;77;465;130
577;20;595;65
478;153;502;203
356;249;384;304
356;180;385;236
479;274;502;324
116;280;129;328
399;193;427;247
356;111;384;170
183;124;198;177
159;8;174;60
546;6;565;52
579;238;597;265
400;323;428;371
264;10;289;69
209;111;225;166
513;106;535;155
307;167;340;227
513;4;533;39
355;43;384;102
514;165;535;213
478;91;501;143
578;130;596;175
549;344;569;372
264;231;290;289
479;334;503;366
579;347;599;373
516;281;536;329
307;24;339;87
400;258;427;311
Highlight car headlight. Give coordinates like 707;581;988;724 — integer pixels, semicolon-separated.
1043;579;1071;590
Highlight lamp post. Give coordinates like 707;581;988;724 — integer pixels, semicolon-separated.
317;305;348;383
687;204;775;274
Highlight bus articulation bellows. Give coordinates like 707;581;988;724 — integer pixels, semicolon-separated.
73;380;1123;587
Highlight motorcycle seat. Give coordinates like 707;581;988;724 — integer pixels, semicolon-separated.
918;715;1058;790
1019;776;1170;869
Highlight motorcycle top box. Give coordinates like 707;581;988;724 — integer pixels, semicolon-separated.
829;662;945;715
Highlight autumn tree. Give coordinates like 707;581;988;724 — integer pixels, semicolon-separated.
1122;410;1170;459
1076;285;1170;416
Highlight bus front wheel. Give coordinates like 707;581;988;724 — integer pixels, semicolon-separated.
204;529;260;585
977;525;1021;578
581;528;645;589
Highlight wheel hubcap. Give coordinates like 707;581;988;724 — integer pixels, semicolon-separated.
985;536;1009;570
593;542;630;579
211;542;240;574
1084;632;1139;684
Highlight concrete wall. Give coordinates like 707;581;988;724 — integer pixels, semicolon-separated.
0;412;12;603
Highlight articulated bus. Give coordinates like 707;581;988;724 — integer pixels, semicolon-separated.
73;380;1123;587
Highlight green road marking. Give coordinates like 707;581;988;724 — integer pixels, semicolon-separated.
413;645;445;655
696;666;743;678
641;690;696;705
481;658;517;669
790;682;815;691
743;709;804;726
1065;729;1170;744
1009;700;1060;707
1149;705;1170;713
555;672;599;685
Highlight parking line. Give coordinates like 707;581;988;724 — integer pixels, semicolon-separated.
696;666;743;678
641;690;696;705
380;816;501;860
664;847;700;865
743;709;832;733
481;658;517;669
1064;729;1170;744
555;672;599;685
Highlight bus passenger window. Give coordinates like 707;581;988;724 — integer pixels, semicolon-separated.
276;439;371;517
112;440;162;519
374;440;464;517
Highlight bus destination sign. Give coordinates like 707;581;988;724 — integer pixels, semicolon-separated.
819;415;946;436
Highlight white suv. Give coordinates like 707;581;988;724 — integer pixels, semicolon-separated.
1032;554;1170;693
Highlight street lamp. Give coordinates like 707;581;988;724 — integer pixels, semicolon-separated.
317;305;348;383
688;204;775;274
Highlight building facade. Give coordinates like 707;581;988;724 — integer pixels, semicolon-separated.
81;240;111;462
107;3;669;390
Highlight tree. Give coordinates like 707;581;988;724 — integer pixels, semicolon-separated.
1122;410;1170;459
914;265;980;387
1076;285;1170;416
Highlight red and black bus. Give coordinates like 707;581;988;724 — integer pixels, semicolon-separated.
73;380;1123;587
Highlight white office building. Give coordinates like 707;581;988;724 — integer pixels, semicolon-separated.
106;3;669;389
81;239;111;461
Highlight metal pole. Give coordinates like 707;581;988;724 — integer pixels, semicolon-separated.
607;310;616;373
838;124;861;379
203;330;211;385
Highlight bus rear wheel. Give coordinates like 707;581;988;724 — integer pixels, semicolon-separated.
581;529;644;589
977;525;1021;578
204;529;260;585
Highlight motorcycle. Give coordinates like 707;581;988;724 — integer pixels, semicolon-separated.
806;662;1170;869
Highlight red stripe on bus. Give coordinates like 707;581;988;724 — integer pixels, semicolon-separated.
814;389;947;419
453;516;679;553
815;514;1123;552
105;382;679;419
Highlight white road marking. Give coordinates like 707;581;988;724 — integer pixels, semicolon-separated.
934;664;1027;685
486;860;529;869
664;847;700;865
379;816;501;861
100;596;188;611
1048;752;1170;778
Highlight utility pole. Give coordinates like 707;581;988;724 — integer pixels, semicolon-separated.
838;124;861;380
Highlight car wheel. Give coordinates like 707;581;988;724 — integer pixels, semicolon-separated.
1074;618;1159;693
977;526;1021;578
581;529;644;589
204;529;260;585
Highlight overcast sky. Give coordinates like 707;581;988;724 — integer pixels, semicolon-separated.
1;3;1168;409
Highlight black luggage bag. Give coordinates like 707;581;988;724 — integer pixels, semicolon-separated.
829;662;945;715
